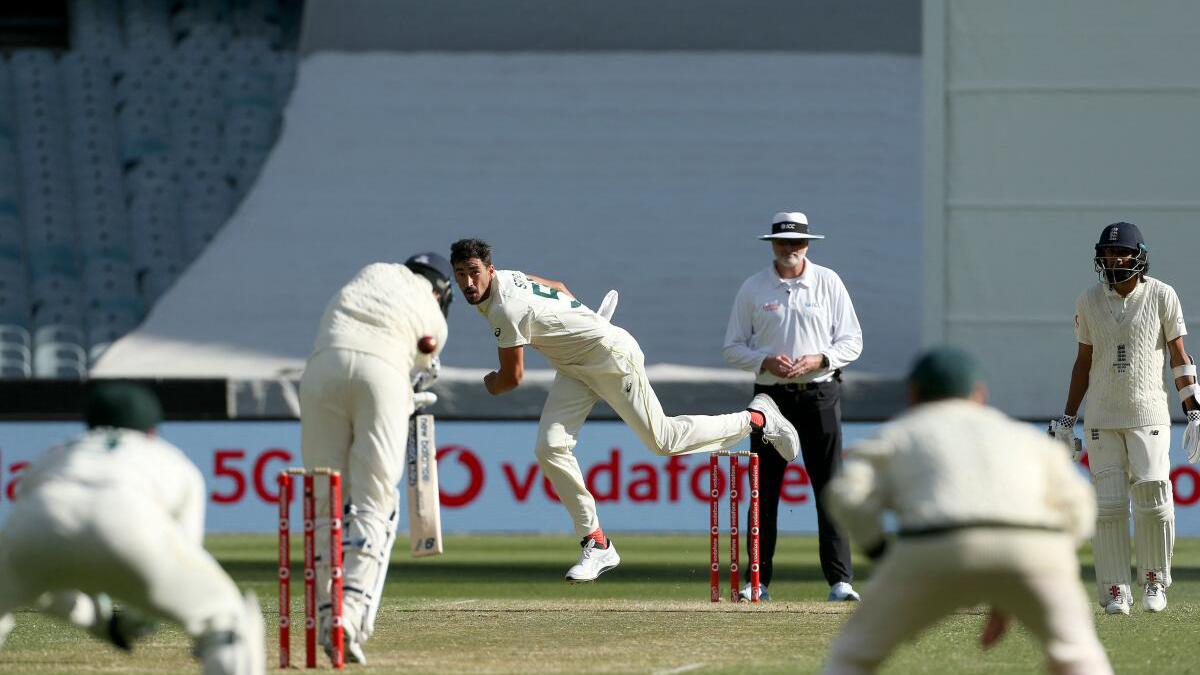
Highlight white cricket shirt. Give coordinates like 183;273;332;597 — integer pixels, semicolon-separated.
312;263;448;374
826;399;1096;547
1074;277;1186;429
478;269;613;366
723;260;863;385
16;428;208;545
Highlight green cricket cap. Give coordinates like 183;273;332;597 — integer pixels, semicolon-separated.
85;382;163;432
907;346;983;402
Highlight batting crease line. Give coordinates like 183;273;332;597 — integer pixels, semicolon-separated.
654;664;705;675
393;608;836;615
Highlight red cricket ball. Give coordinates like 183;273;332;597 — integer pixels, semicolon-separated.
417;336;437;354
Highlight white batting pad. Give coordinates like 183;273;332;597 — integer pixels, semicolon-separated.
1132;480;1174;588
1092;466;1132;606
339;503;399;644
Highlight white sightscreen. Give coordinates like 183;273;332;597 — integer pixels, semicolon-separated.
924;0;1200;418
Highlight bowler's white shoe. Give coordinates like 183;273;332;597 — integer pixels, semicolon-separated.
1143;582;1167;613
565;538;620;583
747;394;799;461
828;582;861;602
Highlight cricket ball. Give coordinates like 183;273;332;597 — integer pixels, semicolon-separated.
417;336;437;354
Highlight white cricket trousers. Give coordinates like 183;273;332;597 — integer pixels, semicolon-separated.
823;530;1112;675
300;348;412;640
1086;425;1173;606
0;485;244;638
537;327;752;536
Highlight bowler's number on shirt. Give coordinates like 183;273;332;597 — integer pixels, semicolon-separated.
531;282;582;308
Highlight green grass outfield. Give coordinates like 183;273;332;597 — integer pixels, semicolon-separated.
2;534;1199;674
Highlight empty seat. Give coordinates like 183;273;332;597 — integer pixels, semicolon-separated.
30;300;84;329
0;340;31;365
33;341;87;379
33;322;86;349
26;245;79;280
83;257;140;307
0;292;29;326
30;277;85;320
0;356;31;379
0;322;30;348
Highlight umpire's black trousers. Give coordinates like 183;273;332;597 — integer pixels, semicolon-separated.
747;380;853;588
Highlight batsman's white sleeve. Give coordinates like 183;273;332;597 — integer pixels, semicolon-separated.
1161;285;1187;342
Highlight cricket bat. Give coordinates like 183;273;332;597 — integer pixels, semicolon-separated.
406;413;443;557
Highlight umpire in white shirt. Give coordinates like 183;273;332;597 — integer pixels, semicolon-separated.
723;211;863;602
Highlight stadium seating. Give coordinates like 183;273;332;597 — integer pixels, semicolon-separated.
0;0;299;378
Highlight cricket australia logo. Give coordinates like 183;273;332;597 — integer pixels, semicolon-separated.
1112;344;1129;374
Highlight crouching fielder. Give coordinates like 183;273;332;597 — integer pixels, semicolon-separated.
300;253;452;663
0;383;264;675
822;347;1111;675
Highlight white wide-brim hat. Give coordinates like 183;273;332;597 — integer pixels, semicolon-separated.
758;212;825;240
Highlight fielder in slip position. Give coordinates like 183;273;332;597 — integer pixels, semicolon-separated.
1049;221;1198;615
0;383;265;675
822;347;1112;675
449;237;800;582
299;252;452;663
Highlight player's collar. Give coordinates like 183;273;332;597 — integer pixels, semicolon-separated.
771;259;813;287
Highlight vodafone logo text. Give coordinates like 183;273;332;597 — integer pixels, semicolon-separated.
435;447;814;507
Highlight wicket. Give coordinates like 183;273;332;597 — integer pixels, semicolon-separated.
709;451;761;603
278;468;344;669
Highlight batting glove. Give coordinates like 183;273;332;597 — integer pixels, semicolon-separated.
412;356;440;391
413;391;438;410
1184;410;1200;464
1048;414;1083;461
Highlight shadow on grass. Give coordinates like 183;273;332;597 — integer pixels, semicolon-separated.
222;551;1200;587
219;558;838;585
1078;564;1200;583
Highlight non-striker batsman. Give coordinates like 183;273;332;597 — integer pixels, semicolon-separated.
1050;222;1199;614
